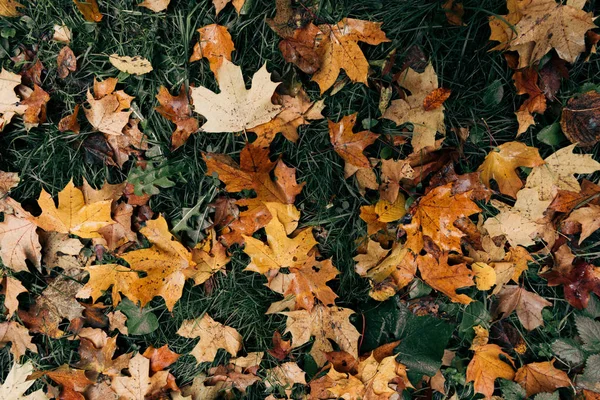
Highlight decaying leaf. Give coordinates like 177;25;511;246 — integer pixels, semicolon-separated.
561;90;600;147
418;252;475;304
0;321;37;360
329;113;378;172
191;59;281;133
0;69;28;130
189;24;235;79
497;285;552;330
514;360;571;397
57;46;77;79
111;353;170;399
155;85;199;149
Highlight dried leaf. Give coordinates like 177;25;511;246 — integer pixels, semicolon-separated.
73;0;103;22
177;314;242;364
109;54;153;75
497;285;552;330
189;24;235;80
515;360;571;397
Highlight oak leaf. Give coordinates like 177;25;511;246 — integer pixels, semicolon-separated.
243;203;316;274
280;304;360;366
109;54;153;75
417;252;475;304
477;141;545;198
0;321;37;360
497;285;552;330
311;18;390;93
177;314;242;364
514;360;571;397
329;113;378;171
35;180;114;239
111;353;170;400
191;59;281;133
466;326;515;399
0;361;47;400
155;85;199;149
403;183;481;254
383;64;446;152
488;0;596;67
189;24;235;79
77;215;197;311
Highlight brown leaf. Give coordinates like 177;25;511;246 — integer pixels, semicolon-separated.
442;0;465;26
0;211;42;272
75;335;131;376
73;0;103;22
111;353;171;399
515;360;571;397
417;252;475;304
544;259;600;309
329;113;378;170
31;365;93;399
268;331;292;361
1;276;26;318
0;0;24;16
177;314;242;364
189;24;235;80
142;344;180;372
57;46;76;79
423;87;451;111
58;104;81;133
549;180;600;214
497;285;552;330
155;85;198;149
21;84;50;130
212;0;244;15
561;90;600;147
379;159;414;203
513;67;547;136
0;321;37;360
279;23;321;74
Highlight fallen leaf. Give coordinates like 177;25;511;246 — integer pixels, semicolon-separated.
189;24;235;80
75;336;131;376
268;331;292;361
472;262;496;291
111;353;170;399
423;87;451;111
564;204;600;244
477;141;545;198
264;362;306;397
488;0;596;67
189;231;230;285
0;321;37;360
383;64;446;151
466;326;515;399
280;304;360;366
544;259;600;309
497;285;552;330
549;179;600;214
21;85;50;130
442;0;465;26
155;85;199;149
243;203;316;274
36;180;114;239
513;67;547;136
142;344;180;372
212;0;244;15
84;77;133;136
58;104;80;133
329;113;378;170
356;353;413;398
0;361;47;400
73;0;103;22
0;211;42;272
278;23;321;74
561;90;600;147
404;183;481;254
515;360;571;397
138;0;169;12
1;276;26;318
57;46;76;79
311;18;390;93
417;252;475;304
109;54;153;75
52;25;71;44
379;159;414;203
191;59;281;133
0;0;23;17
0;69;28;130
177;314;242;364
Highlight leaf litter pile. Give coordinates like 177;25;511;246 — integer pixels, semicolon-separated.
1;0;600;399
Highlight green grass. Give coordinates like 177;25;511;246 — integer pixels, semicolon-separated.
1;0;600;398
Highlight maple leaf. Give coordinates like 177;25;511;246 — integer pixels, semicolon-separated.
471;262;496;291
212;0;244;15
264;362;306;397
280;304;360;366
497;285;552;331
329;113;378;170
0;210;42;273
191;59;281;133
251;88;325;147
514;360;571;397
30;365;93;400
1;276;26;318
403;183;480;254
484;188;554;247
383;64;446;152
379;159;414;203
84;77;133;136
544;259;600;309
155;85;199;149
58;104;80;133
466;326;515;399
0;321;37;360
268;331;292;361
0;361;47;400
35;180;114;239
512;66;547;135
561;90;600;147
477;141;545;198
177;313;242;364
77;215;197;311
189;24;235;79
0;69;28;130
142;344;180;372
138;0;170;12
417;252;475;304
278;23;321;74
21;84;50;130
243;203;317;274
564;204;600;244
356;353;413;398
488;0;596;67
109;54;153;75
75;335;131;376
111;353;170;399
310;18;390;93
267;254;339;311
190;231;230;285
310;366;365;399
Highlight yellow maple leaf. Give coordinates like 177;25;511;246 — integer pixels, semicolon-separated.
177;314;242;364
